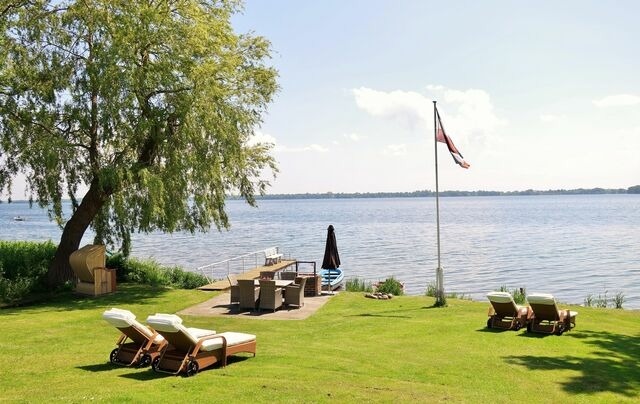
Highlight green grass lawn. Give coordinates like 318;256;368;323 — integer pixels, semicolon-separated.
1;285;638;403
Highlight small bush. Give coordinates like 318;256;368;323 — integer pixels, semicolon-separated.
425;282;437;297
108;254;207;289
596;291;609;308
346;277;373;292
613;292;625;309
0;241;57;303
376;277;404;296
498;285;527;305
446;291;471;300
584;290;624;309
584;294;594;307
165;267;209;289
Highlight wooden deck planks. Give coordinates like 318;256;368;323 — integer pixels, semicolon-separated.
198;260;297;291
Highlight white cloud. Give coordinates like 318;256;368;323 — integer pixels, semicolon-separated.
353;85;506;150
540;114;561;122
246;130;277;146
249;131;329;153
593;94;640;108
344;132;366;142
277;144;329;153
428;85;507;136
352;87;431;128
383;143;407;156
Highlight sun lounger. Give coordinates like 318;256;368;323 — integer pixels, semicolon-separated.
102;308;167;367
486;291;529;330
526;293;578;335
146;314;256;376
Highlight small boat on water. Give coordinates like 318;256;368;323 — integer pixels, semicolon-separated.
13;216;26;221
320;268;344;291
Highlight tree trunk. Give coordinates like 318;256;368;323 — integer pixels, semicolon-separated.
47;180;111;287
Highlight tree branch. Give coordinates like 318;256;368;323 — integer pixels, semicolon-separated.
144;86;193;104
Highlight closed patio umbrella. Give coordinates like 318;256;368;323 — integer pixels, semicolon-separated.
321;225;341;293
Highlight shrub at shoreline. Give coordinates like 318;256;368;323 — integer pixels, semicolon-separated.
1;241;208;306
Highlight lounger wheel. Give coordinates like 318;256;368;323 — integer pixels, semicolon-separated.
138;353;152;368
151;357;161;372
185;360;199;377
513;322;522;331
555;323;565;335
109;349;120;364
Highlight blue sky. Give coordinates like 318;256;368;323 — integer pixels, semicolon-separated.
234;0;640;193
4;1;639;200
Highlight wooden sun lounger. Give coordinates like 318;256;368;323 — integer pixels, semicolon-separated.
526;293;578;335
146;314;256;376
102;308;167;367
486;292;529;331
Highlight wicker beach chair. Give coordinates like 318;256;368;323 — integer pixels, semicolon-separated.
147;314;255;376
102;308;167;367
526;293;578;335
486;292;529;331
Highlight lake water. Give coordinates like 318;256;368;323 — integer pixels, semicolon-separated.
2;195;639;308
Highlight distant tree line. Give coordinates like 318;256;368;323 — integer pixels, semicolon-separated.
234;185;640;200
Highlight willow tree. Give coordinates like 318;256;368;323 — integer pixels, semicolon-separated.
0;1;278;286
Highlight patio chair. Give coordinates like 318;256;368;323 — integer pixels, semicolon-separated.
485;292;529;331
146;314;255;376
238;279;259;311
258;279;283;312
284;277;307;308
102;308;167;367
227;274;240;305
526;293;578;335
280;271;297;281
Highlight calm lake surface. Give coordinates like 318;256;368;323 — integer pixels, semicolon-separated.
2;195;639;308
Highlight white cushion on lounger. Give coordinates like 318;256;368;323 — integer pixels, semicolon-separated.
152;313;183;324
103;308;142;329
187;327;218;339
146;314;216;345
486;291;515;304
200;332;256;352
527;293;556;305
103;308;164;343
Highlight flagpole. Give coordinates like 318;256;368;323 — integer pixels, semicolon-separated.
433;101;444;306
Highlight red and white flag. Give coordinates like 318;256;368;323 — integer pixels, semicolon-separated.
436;108;470;169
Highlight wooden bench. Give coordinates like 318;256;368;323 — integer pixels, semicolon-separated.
264;247;283;266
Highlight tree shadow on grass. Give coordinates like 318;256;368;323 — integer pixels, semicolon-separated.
3;284;173;313
504;330;640;397
345;306;425;319
350;313;413;319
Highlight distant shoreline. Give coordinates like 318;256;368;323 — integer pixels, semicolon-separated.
249;186;640;200
3;186;639;203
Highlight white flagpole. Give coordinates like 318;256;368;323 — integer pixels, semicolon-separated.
433;101;444;306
